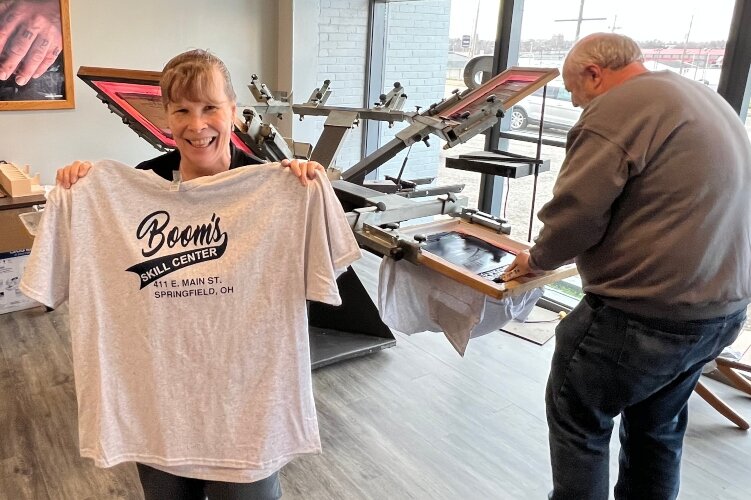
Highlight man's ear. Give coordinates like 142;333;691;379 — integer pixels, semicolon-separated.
584;64;604;87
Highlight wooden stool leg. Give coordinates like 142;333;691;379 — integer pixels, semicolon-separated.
694;381;749;430
715;360;751;397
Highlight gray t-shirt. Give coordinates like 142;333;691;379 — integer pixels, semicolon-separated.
20;160;361;482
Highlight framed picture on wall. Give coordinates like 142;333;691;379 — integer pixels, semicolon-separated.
0;0;75;110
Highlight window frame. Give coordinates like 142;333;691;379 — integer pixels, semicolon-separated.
364;0;751;311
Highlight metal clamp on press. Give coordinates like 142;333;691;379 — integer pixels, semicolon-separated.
354;223;421;263
459;208;512;234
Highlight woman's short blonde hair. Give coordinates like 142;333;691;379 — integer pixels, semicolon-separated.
160;49;236;107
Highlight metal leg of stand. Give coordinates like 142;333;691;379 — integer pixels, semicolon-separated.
308;266;396;369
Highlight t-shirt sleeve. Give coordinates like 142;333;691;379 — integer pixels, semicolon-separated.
19;187;72;309
304;172;362;305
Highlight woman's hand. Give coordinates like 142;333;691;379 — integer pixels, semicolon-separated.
281;159;324;186
55;160;93;188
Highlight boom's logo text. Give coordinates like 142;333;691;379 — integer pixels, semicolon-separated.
125;211;228;289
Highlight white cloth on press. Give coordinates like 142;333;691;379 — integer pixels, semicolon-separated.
378;257;543;355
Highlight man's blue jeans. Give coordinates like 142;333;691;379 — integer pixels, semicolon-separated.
547;295;746;500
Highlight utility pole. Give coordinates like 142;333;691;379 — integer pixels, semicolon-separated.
470;0;481;57
609;14;622;33
679;13;694;74
554;0;606;41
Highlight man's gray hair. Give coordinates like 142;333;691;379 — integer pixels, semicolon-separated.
566;33;644;72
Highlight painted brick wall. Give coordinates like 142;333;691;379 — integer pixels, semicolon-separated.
312;0;450;179
379;0;450;181
314;0;369;168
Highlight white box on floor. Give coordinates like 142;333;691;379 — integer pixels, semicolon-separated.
0;207;41;314
0;249;39;314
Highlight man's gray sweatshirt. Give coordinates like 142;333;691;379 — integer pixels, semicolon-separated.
530;71;751;319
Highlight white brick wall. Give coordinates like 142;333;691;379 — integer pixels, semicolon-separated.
313;0;369;168
311;0;451;179
378;0;450;181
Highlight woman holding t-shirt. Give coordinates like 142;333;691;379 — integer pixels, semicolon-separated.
55;50;326;500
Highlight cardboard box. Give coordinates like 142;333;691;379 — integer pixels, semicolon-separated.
0;208;41;314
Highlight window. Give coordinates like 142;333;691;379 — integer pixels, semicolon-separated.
373;0;499;185
503;0;738;307
367;0;744;309
502;0;737;235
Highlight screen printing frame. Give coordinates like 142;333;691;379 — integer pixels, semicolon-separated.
77;66;251;153
439;66;560;120
397;218;577;300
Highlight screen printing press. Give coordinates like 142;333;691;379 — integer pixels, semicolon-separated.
77;64;575;367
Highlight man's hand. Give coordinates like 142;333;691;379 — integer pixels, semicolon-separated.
0;0;63;85
56;160;92;188
281;159;324;186
501;249;537;282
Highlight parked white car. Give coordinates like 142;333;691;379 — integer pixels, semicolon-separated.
509;84;582;131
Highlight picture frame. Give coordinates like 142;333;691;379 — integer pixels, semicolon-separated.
0;0;75;110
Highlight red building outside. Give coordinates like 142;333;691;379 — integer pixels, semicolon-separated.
641;48;724;68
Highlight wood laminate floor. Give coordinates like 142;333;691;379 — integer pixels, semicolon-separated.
2;253;751;499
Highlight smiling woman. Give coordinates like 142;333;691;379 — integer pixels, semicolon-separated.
159;50;240;180
45;47;330;500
